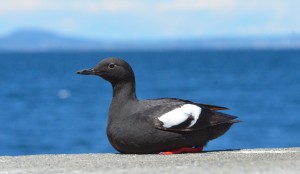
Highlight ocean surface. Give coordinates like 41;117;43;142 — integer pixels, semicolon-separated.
0;50;299;156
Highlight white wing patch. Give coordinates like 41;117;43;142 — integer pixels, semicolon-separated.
158;104;202;128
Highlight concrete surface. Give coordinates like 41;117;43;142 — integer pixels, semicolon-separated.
0;148;299;174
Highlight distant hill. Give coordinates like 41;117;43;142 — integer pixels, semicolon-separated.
0;29;102;51
0;29;299;51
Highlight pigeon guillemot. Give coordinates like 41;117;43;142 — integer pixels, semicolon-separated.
77;57;240;154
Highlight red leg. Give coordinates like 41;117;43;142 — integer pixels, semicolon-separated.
160;147;203;155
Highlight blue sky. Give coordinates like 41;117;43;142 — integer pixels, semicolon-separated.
0;0;299;40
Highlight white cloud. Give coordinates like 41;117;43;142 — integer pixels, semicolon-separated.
231;0;300;35
0;0;299;38
0;0;145;14
0;0;296;18
156;0;237;13
68;0;143;13
0;0;59;12
0;0;238;14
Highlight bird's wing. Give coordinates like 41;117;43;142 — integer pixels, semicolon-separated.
196;103;229;111
151;98;229;110
150;102;237;132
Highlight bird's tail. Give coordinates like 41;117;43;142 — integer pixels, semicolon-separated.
207;112;241;140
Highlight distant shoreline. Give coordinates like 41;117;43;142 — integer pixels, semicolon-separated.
1;29;300;52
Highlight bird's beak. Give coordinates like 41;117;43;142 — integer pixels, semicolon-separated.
76;68;96;75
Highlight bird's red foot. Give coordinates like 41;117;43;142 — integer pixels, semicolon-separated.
160;147;203;155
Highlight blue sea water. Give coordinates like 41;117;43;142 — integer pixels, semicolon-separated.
0;50;299;156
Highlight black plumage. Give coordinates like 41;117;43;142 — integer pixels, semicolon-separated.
77;57;240;154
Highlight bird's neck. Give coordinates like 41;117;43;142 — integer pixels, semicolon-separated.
108;80;137;124
112;80;137;103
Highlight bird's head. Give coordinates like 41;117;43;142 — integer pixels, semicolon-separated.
77;57;135;85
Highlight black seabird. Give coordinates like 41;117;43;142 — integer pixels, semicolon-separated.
77;57;240;154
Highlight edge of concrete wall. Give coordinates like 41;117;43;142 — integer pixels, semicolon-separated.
0;148;300;174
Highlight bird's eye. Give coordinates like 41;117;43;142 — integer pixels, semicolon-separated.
108;63;115;69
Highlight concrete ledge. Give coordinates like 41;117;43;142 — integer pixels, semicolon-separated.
1;148;300;174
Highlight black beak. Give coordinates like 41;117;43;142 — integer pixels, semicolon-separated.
76;68;96;75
